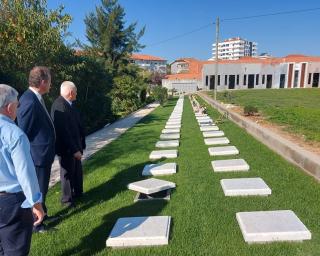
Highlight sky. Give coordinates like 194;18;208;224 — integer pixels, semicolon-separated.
47;0;320;62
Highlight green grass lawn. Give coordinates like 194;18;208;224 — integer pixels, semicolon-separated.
206;88;320;142
31;96;320;256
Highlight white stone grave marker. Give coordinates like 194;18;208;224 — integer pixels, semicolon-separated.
106;216;171;247
160;133;180;140
142;163;177;176
220;178;271;196
149;149;178;159
211;159;249;172
204;137;230;145
156;140;179;148
236;210;311;243
208;146;239;156
203;131;224;137
128;178;176;194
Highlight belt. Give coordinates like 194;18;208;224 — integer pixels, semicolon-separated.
0;191;11;196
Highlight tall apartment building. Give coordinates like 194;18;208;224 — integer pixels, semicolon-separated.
210;37;258;60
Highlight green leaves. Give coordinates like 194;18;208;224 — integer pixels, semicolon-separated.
84;0;145;75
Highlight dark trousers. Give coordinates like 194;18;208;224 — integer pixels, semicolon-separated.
59;156;83;203
35;165;52;214
0;192;33;256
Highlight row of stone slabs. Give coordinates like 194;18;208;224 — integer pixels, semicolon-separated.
193;102;311;244
106;97;184;247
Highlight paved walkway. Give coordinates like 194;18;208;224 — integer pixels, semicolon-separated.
49;103;160;187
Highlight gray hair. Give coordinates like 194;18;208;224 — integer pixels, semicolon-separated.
60;81;76;96
0;84;18;109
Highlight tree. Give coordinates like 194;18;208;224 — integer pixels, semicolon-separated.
110;74;144;116
84;0;145;75
0;0;71;92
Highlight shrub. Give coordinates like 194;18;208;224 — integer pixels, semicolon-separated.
244;105;259;116
152;86;168;105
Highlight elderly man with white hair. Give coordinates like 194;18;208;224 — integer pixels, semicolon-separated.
51;81;86;207
0;84;44;255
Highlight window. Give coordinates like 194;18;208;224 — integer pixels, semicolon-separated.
312;73;319;87
256;74;259;85
262;75;265;84
308;73;312;84
224;75;228;85
218;75;220;85
236;75;239;85
243;75;247;85
205;76;208;86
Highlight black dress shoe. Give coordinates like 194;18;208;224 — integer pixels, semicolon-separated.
61;201;75;208
33;224;46;233
43;215;60;222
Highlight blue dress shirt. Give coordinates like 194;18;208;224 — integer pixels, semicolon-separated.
0;114;42;208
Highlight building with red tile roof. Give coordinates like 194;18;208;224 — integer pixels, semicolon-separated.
130;54;167;73
203;55;320;90
162;55;320;93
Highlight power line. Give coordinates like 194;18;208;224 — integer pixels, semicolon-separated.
145;7;320;48
221;7;320;22
146;22;214;48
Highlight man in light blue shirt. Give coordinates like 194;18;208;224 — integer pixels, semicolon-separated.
0;84;44;256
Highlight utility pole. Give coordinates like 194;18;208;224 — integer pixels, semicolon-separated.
214;17;220;101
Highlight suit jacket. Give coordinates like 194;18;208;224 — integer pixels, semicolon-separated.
17;89;56;167
50;96;85;157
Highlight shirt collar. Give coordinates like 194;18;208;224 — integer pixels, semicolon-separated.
29;87;42;102
61;96;72;106
0;113;15;124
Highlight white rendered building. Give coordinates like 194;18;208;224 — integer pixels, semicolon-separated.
131;54;167;73
210;37;258;60
202;55;320;90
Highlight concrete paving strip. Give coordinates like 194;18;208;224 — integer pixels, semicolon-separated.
49;103;160;187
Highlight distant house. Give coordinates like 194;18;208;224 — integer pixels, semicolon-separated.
203;55;320;90
130;54;167;73
162;58;211;93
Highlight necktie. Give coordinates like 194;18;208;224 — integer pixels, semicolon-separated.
40;97;56;138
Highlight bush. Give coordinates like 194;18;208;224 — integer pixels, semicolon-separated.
152;86;168;105
244;105;258;116
145;95;155;104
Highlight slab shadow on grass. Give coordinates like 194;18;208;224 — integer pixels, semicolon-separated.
46;161;153;229
60;201;168;256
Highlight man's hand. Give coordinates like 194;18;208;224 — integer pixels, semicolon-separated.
32;202;45;226
73;151;82;161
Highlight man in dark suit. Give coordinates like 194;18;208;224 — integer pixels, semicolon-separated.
17;66;56;232
51;81;85;206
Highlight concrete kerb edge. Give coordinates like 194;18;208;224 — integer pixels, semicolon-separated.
198;92;320;181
